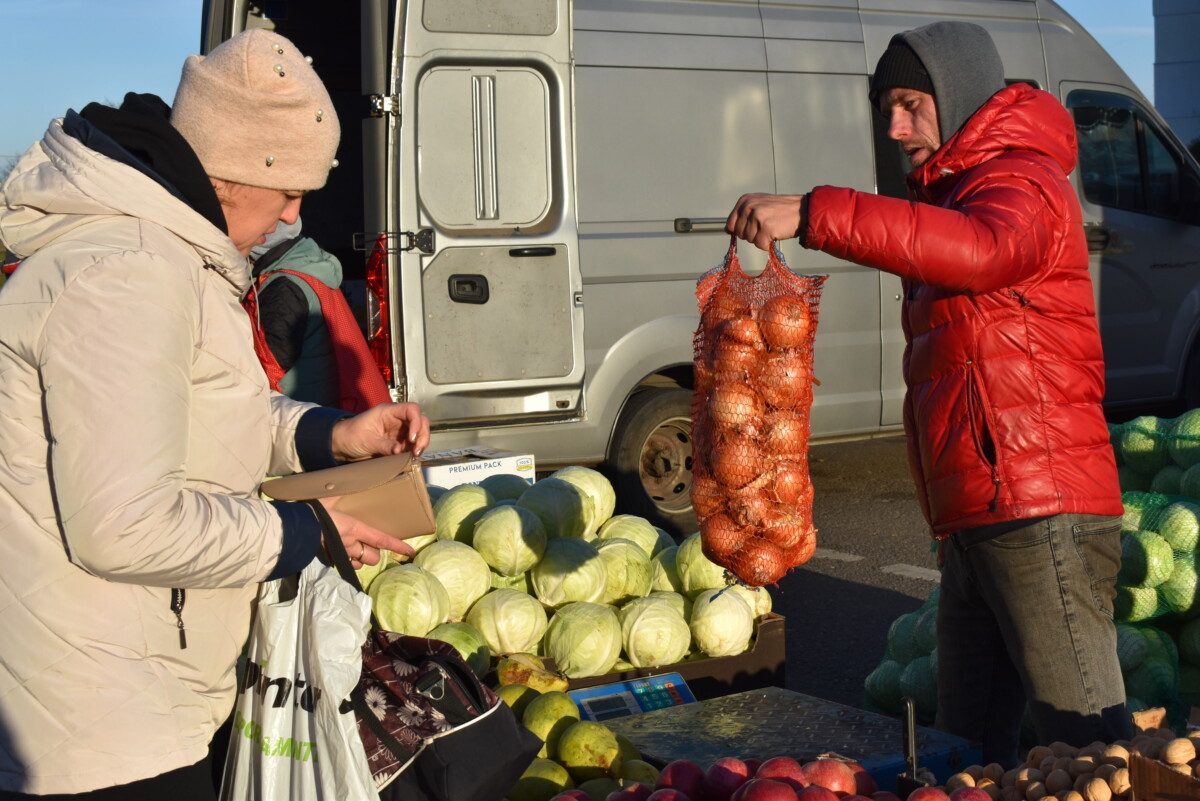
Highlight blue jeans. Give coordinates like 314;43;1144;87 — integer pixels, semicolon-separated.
936;513;1131;767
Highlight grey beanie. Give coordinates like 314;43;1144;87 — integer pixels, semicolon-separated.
871;21;1006;140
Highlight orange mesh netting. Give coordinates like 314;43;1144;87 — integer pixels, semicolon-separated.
691;238;827;586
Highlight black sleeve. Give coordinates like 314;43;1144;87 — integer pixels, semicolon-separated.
257;278;309;372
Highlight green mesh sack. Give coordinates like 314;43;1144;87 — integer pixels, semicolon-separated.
1121;623;1185;730
1115;415;1174;476
1121;490;1174;533
1119;529;1175;588
863;658;906;715
1141;499;1200;552
898;654;938;724
1167;408;1200;469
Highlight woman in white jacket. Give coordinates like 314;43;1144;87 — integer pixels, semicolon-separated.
0;30;428;799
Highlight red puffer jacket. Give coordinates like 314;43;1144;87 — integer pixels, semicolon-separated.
804;83;1123;536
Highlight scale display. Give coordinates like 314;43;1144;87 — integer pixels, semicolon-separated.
569;673;696;722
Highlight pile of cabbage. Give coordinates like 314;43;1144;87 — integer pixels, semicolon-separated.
357;466;773;679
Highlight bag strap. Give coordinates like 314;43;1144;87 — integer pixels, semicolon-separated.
241;283;287;392
301;499;418;769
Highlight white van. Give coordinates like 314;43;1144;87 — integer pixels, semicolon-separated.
202;0;1200;535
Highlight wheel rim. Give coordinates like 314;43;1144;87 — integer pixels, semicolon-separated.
639;414;693;515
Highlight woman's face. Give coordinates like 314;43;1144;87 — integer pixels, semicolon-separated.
214;181;305;256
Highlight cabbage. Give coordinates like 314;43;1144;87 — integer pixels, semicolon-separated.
532;537;607;607
368;564;450;636
479;473;533;502
413;540;492;621
550;466;616;536
676;531;728;597
652;526;676;556
428;621;491;678
618;596;691;668
651;545;683;593
544;602;622;678
491;570;534;594
466;588;549;655
596;515;660;558
596;538;653;605
727;584;773;618
434;484;493;545
517;477;595;539
689;588;754;657
472;504;547;576
649;590;692;621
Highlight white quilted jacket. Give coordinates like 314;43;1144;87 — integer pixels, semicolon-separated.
0;120;317;793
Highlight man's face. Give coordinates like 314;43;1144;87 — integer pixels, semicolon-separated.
879;87;942;169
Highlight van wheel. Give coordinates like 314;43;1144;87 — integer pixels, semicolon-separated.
605;388;697;539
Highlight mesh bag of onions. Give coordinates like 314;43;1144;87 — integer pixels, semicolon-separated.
691;238;827;587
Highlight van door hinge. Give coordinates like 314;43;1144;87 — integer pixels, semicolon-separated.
369;94;400;118
353;230;435;255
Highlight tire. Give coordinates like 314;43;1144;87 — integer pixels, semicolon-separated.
604;387;697;539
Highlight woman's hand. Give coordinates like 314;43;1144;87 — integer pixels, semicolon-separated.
320;498;416;568
725;193;806;251
331;402;431;463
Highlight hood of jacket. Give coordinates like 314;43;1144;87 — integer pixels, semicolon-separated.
0;118;247;295
252;235;344;289
908;82;1078;197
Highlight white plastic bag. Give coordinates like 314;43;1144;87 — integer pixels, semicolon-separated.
220;556;378;800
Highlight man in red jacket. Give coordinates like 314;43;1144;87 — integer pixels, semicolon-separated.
726;21;1130;765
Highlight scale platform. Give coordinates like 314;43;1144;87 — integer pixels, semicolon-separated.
603;686;980;793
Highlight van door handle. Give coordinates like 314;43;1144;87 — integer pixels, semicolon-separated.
448;274;490;304
1083;222;1110;253
508;246;556;257
674;217;728;234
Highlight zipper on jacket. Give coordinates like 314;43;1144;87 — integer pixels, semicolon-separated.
965;360;1003;512
170;588;187;649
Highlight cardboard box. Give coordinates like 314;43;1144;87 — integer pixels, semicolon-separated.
420;447;535;490
544;613;786;702
1130;754;1200;801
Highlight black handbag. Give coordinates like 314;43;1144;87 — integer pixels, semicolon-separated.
310;501;543;801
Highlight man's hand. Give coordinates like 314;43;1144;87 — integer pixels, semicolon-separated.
726;193;806;251
330;402;431;463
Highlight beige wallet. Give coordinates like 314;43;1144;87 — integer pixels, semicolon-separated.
260;452;436;540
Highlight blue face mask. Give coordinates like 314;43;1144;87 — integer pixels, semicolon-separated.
250;217;303;260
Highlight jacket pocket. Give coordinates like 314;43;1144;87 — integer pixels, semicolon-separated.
965;361;1003;511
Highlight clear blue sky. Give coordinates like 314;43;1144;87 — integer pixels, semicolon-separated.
0;0;1155;166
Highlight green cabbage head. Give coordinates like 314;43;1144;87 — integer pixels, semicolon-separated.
651;545;683;593
676;531;729;597
618;595;691;668
428;621;491;678
531;537;607;607
550;466;616;536
596;537;653;605
517;477;595;539
434;484;493;545
472;504;547;576
690;587;754;657
413;540;492;621
368;564;450;636
596;515;660;558
544;602;622;678
466;588;549;655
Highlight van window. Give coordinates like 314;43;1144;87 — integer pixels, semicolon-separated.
1068;89;1187;219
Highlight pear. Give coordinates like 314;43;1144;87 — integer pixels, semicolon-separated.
497;652;570;693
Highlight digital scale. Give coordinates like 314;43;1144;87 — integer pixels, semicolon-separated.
568;672;698;722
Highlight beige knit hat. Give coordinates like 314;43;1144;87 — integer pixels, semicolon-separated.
170;29;340;191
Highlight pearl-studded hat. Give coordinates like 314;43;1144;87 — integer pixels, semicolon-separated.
170;29;340;191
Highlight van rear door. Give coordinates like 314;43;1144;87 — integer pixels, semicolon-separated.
386;0;585;428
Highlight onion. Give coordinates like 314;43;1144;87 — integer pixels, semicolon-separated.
769;461;808;505
709;383;766;429
756;349;811;410
701;512;743;563
729;485;775;528
759;295;812;351
720;316;766;350
761;508;806;549
712;338;764;382
789;526;818;567
691;472;727;519
764;410;808;458
730;538;790;586
709;430;766;489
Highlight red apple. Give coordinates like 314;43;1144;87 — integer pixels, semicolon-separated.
731;778;800;801
841;796;873;801
607;784;655;801
648;791;695;801
872;793;903;801
551;793;593;801
796;787;840;801
847;764;878;796
949;790;991;801
705;757;751;801
657;760;706;799
755;757;809;791
906;789;952;801
801;760;857;796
